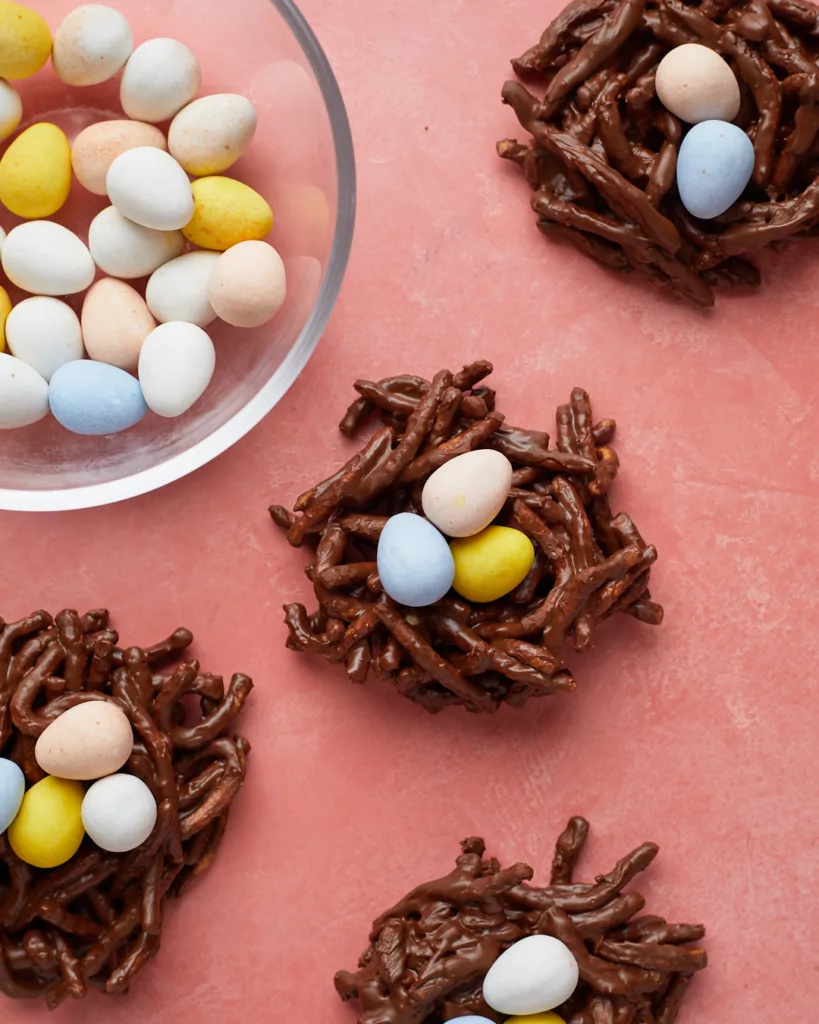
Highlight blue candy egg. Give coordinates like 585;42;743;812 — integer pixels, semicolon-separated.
0;758;25;834
677;120;754;219
377;512;455;607
49;360;148;435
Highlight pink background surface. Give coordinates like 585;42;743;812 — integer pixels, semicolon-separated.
2;0;818;1020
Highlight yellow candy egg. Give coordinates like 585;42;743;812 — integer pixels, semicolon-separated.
0;1;52;79
8;776;85;869
182;176;273;251
507;1015;568;1024
0;286;11;353
450;525;535;603
0;122;72;218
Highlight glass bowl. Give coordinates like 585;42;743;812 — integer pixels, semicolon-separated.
0;0;355;511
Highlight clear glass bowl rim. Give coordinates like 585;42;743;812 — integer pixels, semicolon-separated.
0;0;356;513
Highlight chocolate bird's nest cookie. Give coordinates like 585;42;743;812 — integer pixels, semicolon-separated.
271;360;662;714
336;817;707;1024
499;0;819;306
0;609;252;1007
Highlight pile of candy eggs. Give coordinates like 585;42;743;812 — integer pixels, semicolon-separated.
655;42;755;220
376;449;537;607
0;701;158;868
0;0;288;436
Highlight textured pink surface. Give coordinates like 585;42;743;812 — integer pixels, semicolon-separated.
2;0;819;1020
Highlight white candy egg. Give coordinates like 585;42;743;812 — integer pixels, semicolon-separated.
483;935;579;1016
169;93;257;175
0;78;22;142
6;297;84;382
82;774;158;853
106;147;194;230
138;321;215;417
52;5;133;86
89;205;185;278
656;44;740;124
120;38;201;123
0;351;49;429
146;251;218;326
2;221;95;295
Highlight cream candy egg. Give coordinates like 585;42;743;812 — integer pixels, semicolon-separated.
82;278;156;371
52;5;133;86
35;701;134;780
208;240;286;328
71;119;167;195
483;936;579;1016
655;44;740;124
146;251;218;327
82;773;157;853
120;37;201;123
0;352;48;428
6;297;84;382
169;93;257;176
422;449;513;537
138;321;215;417
1;221;95;295
89;205;185;278
0;78;22;142
107;146;194;230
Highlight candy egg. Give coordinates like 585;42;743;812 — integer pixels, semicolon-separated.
182;176;273;251
0;122;72;218
146;251;218;327
169;93;257;176
6;297;84;382
49;360;148;435
446;1019;496;1024
483;936;579;1016
8;776;85;869
35;700;134;779
0;758;24;833
377;512;455;607
120;37;201;123
53;4;133;86
2;221;95;295
72;119;167;196
0;0;52;79
507;1014;567;1024
0;78;22;141
138;321;215;417
0;351;48;428
208;240;286;328
450;526;535;603
89;205;185;279
656;44;740;124
422;449;513;537
107;147;194;231
677;120;754;219
82;773;157;853
0;284;10;352
82;278;156;371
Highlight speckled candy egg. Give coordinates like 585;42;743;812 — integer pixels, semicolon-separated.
656;44;740;124
377;512;455;607
0;79;22;142
82;278;156;371
138;321;215;417
677;120;754;219
2;221;95;295
169;93;257;176
450;526;535;604
0;351;49;428
0;758;24;834
208;240;286;328
483;936;579;1016
82;773;157;853
120;37;201;123
0;1;52;80
8;776;85;869
89;205;185;279
182;176;273;251
35;701;134;779
52;5;133;86
106;147;194;231
6;296;84;382
422;449;512;537
146;251;219;327
72;119;167;195
0;122;72;218
49;360;148;435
